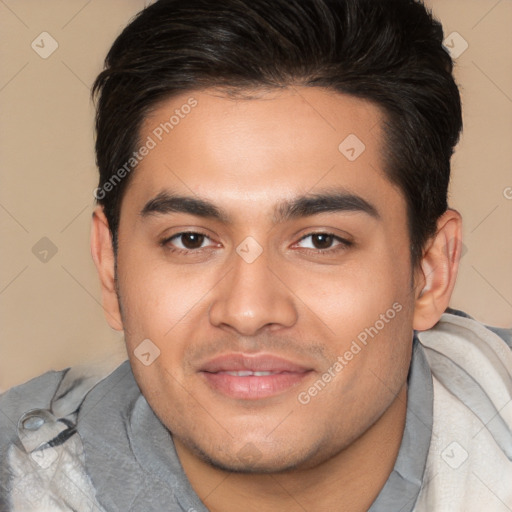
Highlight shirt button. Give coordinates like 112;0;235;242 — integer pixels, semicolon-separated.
22;413;45;431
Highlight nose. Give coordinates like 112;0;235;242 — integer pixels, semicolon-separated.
208;244;298;336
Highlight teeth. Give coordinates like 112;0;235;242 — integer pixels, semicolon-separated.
224;371;276;377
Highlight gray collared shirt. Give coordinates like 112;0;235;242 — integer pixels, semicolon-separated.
0;334;439;511
61;335;435;511
2;308;511;511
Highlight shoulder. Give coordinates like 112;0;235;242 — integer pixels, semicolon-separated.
416;308;512;450
0;370;66;443
0;370;67;510
418;308;512;362
0;361;129;511
0;355;128;437
444;307;512;349
416;309;512;397
414;310;512;509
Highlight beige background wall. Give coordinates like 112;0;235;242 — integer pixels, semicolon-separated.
1;0;511;392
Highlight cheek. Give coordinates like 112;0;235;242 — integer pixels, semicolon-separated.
116;251;209;338
290;245;414;405
289;248;410;341
116;251;228;391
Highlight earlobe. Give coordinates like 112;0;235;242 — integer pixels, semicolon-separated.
413;209;463;331
90;206;124;331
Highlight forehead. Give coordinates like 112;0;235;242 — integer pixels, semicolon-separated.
124;86;404;222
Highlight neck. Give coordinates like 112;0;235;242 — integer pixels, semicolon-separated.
175;384;408;512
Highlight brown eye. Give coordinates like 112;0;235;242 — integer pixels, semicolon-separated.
295;232;352;253
162;231;212;252
311;233;334;249
180;232;205;249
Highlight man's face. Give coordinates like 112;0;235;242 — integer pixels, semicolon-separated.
114;87;417;472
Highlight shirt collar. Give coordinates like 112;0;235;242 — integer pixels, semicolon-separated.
368;333;434;511
78;333;433;512
130;333;434;512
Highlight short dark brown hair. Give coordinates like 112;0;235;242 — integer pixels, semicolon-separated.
92;0;462;266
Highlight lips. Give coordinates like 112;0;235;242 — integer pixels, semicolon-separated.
201;353;310;373
222;370;280;376
199;353;313;400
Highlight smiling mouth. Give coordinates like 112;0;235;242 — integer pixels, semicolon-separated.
202;371;312;400
221;370;283;376
199;353;313;400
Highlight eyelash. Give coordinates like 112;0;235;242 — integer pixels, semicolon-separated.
160;231;353;256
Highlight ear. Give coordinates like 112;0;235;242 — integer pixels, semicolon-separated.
413;209;463;331
90;206;124;331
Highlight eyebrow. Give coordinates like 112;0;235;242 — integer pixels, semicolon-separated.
139;189;380;223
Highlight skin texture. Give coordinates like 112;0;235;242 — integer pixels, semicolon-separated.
91;86;462;511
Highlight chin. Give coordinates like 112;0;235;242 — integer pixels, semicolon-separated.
182;435;322;474
199;452;303;474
